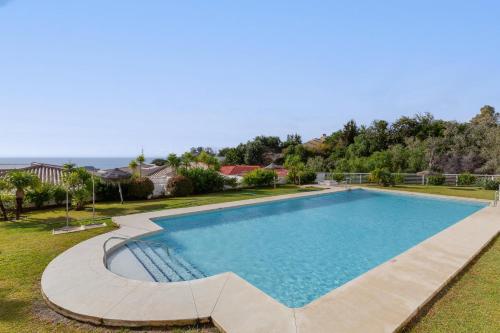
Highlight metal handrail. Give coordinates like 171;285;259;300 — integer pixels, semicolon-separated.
102;236;170;268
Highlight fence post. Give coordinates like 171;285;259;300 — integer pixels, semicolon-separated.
359;174;362;184
421;175;425;185
455;175;458;186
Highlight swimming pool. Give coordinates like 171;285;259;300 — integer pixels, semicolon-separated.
109;189;486;308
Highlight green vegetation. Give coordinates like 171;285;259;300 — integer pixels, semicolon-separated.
427;174;446;186
404;238;499;333
218;106;500;175
179;167;225;194
242;168;276;187
167;175;194;197
0;186;314;333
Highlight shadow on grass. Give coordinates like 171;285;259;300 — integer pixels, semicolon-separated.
0;288;30;322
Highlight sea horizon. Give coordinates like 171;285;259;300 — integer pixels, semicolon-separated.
0;157;161;170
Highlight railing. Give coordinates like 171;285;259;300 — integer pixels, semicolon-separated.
102;236;170;269
317;172;500;186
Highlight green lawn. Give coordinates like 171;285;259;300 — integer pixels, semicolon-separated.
0;184;498;332
363;184;496;201
404;237;499;333
0;186;316;333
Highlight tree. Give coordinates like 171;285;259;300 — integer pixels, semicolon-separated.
136;154;145;177
63;167;92;210
128;160;138;176
165;153;181;171
6;171;40;220
196;151;220;170
244;140;265;165
471;105;498;127
222;147;245;165
181;152;195;168
306;156;325;172
0;179;13;221
341;120;358;146
284;155;305;185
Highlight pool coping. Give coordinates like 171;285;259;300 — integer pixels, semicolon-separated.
41;187;500;333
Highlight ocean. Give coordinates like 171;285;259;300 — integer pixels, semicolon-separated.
0;157;160;170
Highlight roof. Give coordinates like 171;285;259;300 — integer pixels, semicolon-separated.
147;165;176;179
0;162;65;185
219;165;261;176
304;134;328;150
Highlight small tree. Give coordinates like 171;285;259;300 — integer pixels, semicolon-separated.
136;154;145;177
6;171;40;220
128;160;139;176
368;168;394;187
26;183;54;209
166;153;182;172
284;155;305;185
64;167;92;210
0;179;13;221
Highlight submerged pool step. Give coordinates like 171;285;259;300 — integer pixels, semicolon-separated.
126;241;205;282
126;242;170;282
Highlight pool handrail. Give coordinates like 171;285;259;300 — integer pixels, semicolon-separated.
102;236;170;268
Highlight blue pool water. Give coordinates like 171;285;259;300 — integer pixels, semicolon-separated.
140;189;486;307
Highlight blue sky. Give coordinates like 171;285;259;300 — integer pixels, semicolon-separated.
1;0;499;157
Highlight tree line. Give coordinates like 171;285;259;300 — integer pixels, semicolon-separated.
215;105;499;175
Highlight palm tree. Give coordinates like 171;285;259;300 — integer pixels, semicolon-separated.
165;153;181;172
6;171;40;220
0;179;12;221
136;154;145;177
129;160;138;176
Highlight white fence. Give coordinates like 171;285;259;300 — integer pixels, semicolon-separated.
316;172;500;186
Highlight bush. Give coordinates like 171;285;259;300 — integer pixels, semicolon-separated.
126;177;155;200
223;176;239;189
475;178;500;190
457;173;477;186
393;173;405;184
52;185;67;205
297;169;317;184
26;183;53;208
368;168;394;187
427;174;446;185
331;172;345;183
71;187;90;210
243;169;276;187
166;175;193;197
95;181;121;201
179;167;224;194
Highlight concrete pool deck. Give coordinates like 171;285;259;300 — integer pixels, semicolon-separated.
41;187;500;332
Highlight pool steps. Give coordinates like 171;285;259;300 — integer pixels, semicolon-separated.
126;241;205;282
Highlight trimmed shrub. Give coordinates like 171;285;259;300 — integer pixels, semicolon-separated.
476;178;500;190
393;173;405;184
52;185;67;205
95;181;121;201
243;169;276;187
297;169;317;184
427;174;446;185
26;183;53;208
71;187;90;210
457;173;477;186
126;177;154;200
368;168;394;186
166;175;193;197
179;167;224;194
223;176;239;189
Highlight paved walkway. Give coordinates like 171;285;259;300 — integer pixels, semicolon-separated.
41;188;500;332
